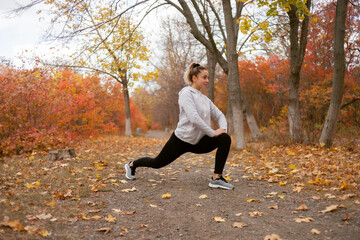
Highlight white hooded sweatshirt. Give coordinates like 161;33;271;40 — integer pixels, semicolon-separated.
174;86;227;145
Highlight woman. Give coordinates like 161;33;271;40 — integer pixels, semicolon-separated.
125;62;234;190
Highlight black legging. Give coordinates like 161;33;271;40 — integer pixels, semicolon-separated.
132;132;231;175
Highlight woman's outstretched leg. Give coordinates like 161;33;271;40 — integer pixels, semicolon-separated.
125;133;191;180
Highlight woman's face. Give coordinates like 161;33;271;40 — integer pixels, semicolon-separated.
192;70;209;90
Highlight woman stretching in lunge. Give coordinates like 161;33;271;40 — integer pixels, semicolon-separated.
125;62;234;190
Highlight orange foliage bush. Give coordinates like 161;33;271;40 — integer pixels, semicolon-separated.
0;67;147;155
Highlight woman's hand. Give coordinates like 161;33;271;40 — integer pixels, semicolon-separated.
214;128;226;137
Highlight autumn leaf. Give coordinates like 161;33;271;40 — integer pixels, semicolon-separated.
0;216;24;231
213;216;226;222
296;202;308;211
112;209;136;215
162;193;171;199
294;216;314;223
287;150;295;156
311;229;321;235
24;225;38;235
249;211;264;217
268;205;279;209
232;222;247;228
44;197;55;207
199;194;208;199
264;234;282;240
246;199;261;203
319;205;338;213
36;213;52;220
91;215;102;221
292;186;303;193
279;181;287;186
105;214;116;223
96;227;111;234
39;229;51;237
121;187;137;193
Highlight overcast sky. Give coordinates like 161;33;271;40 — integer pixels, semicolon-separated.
0;0;168;67
0;1;50;64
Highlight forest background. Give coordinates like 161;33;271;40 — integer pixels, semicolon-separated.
0;0;359;156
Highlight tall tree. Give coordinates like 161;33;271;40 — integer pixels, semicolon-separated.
259;0;311;143
319;0;349;147
47;3;151;136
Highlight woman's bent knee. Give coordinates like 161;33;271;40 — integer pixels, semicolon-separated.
219;133;231;145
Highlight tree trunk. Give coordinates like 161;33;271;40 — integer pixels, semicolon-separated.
223;0;246;149
286;1;311;143
207;50;216;102
320;0;348;147
288;72;303;142
121;70;132;136
241;90;263;140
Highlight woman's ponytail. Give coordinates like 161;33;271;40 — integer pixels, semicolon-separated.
184;62;207;86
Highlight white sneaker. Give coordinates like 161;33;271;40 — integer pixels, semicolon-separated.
125;163;136;180
209;176;234;190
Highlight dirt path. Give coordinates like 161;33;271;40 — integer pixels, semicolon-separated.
2;133;358;240
45;137;359;240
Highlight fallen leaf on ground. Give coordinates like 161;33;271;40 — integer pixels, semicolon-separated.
39;230;51;237
311;229;321;235
342;212;355;221
264;233;282;240
36;213;52;220
121;187;137;193
140;224;148;228
112;209;136;215
162;193;171;199
149;204;157;208
292;186;303;193
319;205;338;213
279;181;287;186
235;213;243;216
10;204;20;212
338;194;356;200
246;199;261;203
325;194;336;199
105;214;116;223
296;202;308;211
311;196;321;200
26;215;37;221
24;225;38;234
249;211;264;217
232;222;247;228
213;216;226;222
96;227;111;234
64;189;73;198
199;194;208;199
268;205;279;209
91;215;102;221
0;217;24;231
294;216;314;223
44;197;55;207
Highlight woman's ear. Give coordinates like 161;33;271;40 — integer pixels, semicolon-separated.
192;75;197;82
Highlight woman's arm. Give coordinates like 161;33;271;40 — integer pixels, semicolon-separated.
209;100;227;131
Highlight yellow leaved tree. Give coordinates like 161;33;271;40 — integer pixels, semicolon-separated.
44;1;152;136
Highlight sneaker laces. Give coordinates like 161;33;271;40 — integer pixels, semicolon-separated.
213;176;228;183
